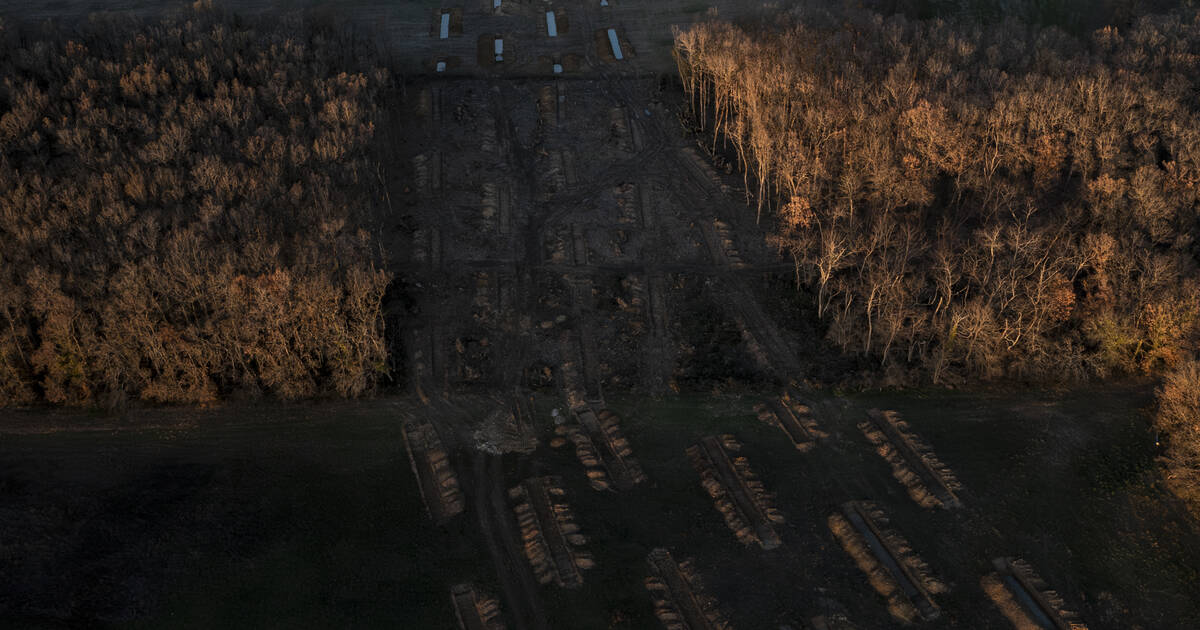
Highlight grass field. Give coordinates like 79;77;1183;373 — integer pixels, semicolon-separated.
2;386;1197;628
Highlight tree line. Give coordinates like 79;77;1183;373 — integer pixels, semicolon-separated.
674;7;1200;509
0;7;392;406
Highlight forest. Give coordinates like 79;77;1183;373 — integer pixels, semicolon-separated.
0;7;391;406
674;5;1200;512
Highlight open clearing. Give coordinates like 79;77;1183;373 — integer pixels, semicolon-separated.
2;387;1198;628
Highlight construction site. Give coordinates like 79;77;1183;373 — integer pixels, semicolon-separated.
1;1;1199;629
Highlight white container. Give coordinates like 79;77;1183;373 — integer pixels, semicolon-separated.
607;29;623;60
546;11;558;37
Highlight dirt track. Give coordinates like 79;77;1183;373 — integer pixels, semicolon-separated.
473;450;547;630
397;69;802;399
1;0;785;75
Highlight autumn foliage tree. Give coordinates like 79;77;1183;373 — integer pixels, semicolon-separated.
674;7;1200;384
1156;360;1200;515
0;7;392;406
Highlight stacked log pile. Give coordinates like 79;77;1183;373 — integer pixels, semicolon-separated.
450;583;507;630
402;418;465;522
595;408;647;483
754;393;827;451
509;476;595;588
556;421;612;490
688;435;784;549
828;501;945;623
552;406;647;491
982;558;1088;630
859;409;963;509
644;548;732;630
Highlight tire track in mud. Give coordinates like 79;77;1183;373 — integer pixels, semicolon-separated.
472;451;548;630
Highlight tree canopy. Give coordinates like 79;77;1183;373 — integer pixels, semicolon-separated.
0;8;392;406
675;7;1200;383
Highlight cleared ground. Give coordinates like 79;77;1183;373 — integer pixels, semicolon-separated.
1;387;1197;628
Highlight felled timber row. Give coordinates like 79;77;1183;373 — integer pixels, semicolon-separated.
827;501;945;623
592;408;646;484
412;151;442;192
609;107;633;151
712;219;744;268
553;418;609;491
687;435;784;549
402;418;465;523
510;392;536;439
680;146;729;196
508;476;595;588
859;409;963;509
981;558;1089;630
754;394;827;451
537;84;557;128
644;548;732;630
554;406;647;491
450;583;507;630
